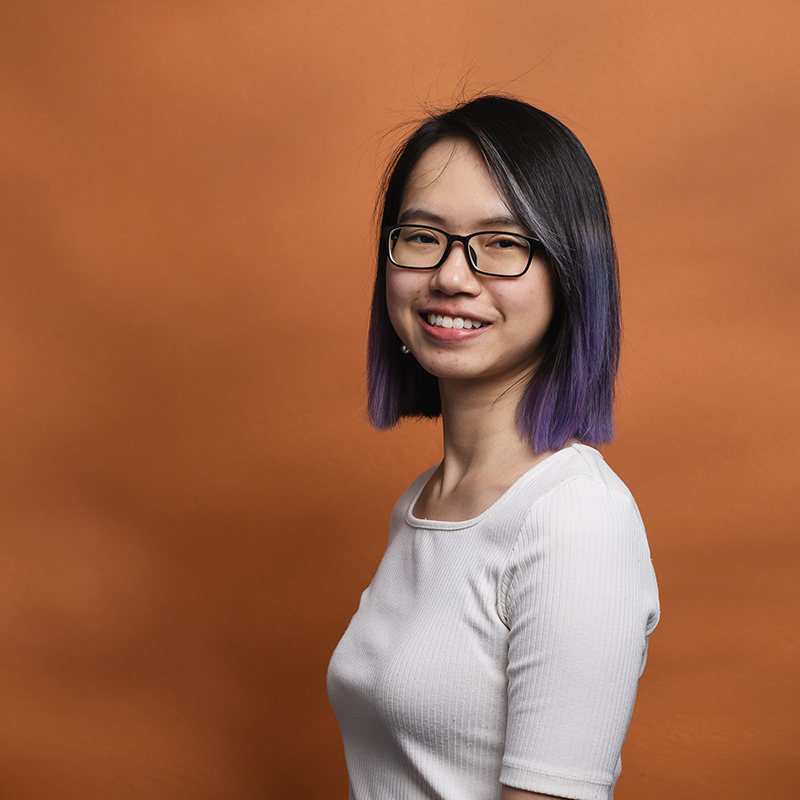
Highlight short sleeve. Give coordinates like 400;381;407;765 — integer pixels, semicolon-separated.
499;477;659;800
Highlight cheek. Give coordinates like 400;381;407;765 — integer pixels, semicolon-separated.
386;267;420;327
385;268;402;329
525;264;555;315
498;268;555;336
503;278;552;313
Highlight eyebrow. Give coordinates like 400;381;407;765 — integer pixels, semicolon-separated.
397;208;525;230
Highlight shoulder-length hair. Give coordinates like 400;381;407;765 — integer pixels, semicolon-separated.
367;94;620;452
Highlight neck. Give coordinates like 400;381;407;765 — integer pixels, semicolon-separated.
437;375;537;487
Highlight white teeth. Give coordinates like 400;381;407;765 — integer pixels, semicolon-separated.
426;314;484;329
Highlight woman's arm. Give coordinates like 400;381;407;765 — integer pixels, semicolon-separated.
499;478;659;798
500;786;562;800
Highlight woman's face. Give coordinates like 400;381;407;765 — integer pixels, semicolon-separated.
386;138;555;391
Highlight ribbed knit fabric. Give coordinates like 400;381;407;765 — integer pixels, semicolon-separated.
327;444;659;800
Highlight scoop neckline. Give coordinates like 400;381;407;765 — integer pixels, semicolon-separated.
405;443;602;530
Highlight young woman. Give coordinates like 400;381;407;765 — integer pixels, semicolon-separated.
327;95;659;800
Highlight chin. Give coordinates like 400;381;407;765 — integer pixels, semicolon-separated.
419;352;539;389
415;356;494;382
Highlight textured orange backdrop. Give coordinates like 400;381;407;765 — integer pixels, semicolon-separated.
1;1;798;798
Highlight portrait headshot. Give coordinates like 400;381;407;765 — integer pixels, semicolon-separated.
0;2;797;799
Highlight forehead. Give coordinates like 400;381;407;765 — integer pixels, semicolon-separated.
400;139;514;227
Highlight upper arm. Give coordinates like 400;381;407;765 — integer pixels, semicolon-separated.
500;478;659;795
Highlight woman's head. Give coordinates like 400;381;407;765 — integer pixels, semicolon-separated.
367;94;620;452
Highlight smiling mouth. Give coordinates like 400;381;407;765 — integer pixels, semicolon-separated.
424;313;487;330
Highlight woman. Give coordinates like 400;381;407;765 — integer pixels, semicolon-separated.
327;95;659;800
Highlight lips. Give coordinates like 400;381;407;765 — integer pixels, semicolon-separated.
426;313;486;330
418;310;491;341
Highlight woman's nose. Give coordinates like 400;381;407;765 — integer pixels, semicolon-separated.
429;242;481;295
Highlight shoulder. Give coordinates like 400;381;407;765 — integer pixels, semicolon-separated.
523;445;647;555
511;444;641;524
548;443;635;497
500;445;657;618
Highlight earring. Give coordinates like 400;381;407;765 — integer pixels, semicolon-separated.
401;345;410;354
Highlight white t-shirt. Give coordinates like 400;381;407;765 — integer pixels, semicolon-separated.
327;444;659;800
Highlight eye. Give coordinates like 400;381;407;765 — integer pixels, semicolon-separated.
408;232;438;244
400;227;443;246
487;234;527;250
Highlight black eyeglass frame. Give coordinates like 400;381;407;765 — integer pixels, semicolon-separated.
383;224;544;278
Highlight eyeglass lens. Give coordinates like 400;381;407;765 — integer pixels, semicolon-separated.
389;226;530;276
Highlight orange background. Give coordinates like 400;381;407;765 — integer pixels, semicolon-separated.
1;1;798;797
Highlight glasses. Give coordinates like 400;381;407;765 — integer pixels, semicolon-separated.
384;224;543;278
